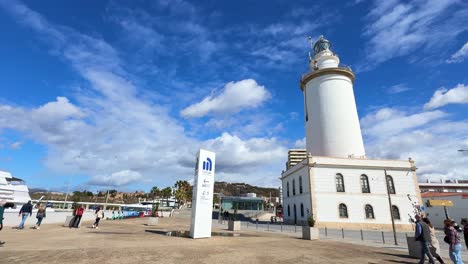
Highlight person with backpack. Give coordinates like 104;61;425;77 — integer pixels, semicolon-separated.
444;219;464;264
92;207;104;229
415;214;435;264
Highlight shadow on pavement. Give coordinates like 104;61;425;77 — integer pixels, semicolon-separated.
378;252;416;260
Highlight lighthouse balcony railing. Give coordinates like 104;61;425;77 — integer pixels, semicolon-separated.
301;64;353;79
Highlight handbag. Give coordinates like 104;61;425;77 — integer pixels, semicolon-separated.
443;235;450;244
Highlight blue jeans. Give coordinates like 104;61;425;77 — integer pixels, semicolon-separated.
36;217;43;227
449;243;464;264
419;241;435;264
18;213;28;229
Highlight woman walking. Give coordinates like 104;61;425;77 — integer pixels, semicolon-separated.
444;219;464;264
34;204;46;229
92;207;104;229
423;217;445;263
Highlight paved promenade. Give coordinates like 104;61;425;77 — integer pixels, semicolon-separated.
0;210;457;263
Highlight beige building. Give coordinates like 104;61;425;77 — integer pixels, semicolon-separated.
286;149;308;169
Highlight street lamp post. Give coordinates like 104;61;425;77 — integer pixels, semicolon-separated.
384;169;398;246
64;155;81;209
63;175;71;209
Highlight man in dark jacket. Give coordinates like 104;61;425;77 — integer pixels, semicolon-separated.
0;199;6;246
18;200;33;229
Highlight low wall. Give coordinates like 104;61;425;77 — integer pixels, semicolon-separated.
2;210;107;227
2;210;174;227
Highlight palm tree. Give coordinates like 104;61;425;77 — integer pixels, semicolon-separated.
150;186;160;202
174;181;192;208
161;187;173;207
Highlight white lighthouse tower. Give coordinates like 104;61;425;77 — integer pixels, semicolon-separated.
280;36;422;231
301;36;365;158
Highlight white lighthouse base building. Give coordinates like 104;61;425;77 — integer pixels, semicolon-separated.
281;155;422;230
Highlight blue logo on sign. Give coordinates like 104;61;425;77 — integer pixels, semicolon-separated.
203;158;212;171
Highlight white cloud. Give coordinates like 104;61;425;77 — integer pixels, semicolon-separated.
362;107;468;181
181;79;270;118
88;170;143;187
294;138;306;148
0;1;289;188
447;42;468;63
388;84;410;94
9;141;22;150
361;0;467;69
424;84;468;110
203;132;287;173
361;108;447;137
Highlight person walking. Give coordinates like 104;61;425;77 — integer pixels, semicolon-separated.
69;205;84;228
0;199;6;246
423;217;445;264
92;207;104;229
444;219;464;264
34;204;46;229
415;214;435;264
18;200;33;229
461;219;468;250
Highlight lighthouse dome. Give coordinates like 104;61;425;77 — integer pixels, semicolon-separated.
313;36;332;55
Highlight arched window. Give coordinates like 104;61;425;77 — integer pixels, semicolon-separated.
287;182;290;197
365;204;375;219
292;179;296;195
360;174;370;193
299;176;303;194
300;203;304;217
386;175;396;194
339;203;348;218
335;173;345;192
287;205;290;217
392;205;400;220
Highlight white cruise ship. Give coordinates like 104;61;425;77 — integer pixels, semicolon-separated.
0;170;32;208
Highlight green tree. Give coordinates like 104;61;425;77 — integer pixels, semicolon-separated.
150;186;161;200
161;187;173;207
174;180;192;208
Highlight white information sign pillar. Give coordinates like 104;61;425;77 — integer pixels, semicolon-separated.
190;149;216;239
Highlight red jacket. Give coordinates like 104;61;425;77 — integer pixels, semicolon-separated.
75;207;84;216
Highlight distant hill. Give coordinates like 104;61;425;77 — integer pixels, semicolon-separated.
29;188;48;193
214;182;280;197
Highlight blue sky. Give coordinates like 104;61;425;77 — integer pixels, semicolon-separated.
0;0;467;192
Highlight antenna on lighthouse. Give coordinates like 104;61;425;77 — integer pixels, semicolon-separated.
308;36;313;63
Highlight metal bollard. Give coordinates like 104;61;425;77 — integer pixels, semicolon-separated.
281;223;283;232
247;222;249;228
267;223;269;231
325;227;328;237
294;224;297;233
360;229;364;241
256;219;258;230
341;228;344;239
381;231;385;244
